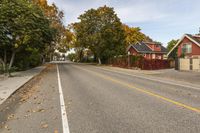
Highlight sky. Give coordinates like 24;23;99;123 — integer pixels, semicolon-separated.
47;0;200;46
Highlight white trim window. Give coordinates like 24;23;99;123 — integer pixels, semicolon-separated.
152;54;155;59
182;43;192;54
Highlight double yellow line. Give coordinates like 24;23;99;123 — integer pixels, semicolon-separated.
73;65;200;114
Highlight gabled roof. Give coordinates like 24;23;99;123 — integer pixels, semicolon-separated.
127;42;168;54
186;34;200;44
132;42;152;53
167;34;200;56
161;45;168;53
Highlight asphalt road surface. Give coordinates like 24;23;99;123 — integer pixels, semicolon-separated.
0;63;200;133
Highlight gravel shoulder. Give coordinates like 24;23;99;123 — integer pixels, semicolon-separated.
0;64;62;133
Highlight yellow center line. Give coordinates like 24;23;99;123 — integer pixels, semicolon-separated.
73;65;200;114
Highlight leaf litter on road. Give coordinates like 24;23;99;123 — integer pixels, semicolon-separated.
40;121;48;129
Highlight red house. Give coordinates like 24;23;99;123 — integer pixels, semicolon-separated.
127;42;168;59
168;34;200;58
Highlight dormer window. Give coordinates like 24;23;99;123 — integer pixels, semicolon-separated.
156;45;160;48
182;43;192;54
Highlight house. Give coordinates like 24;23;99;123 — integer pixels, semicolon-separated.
167;34;200;58
127;42;168;59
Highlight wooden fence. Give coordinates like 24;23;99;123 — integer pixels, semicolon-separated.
107;55;171;70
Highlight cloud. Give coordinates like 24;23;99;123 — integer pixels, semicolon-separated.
115;4;168;23
47;0;110;24
46;0;200;44
47;0;170;24
46;0;200;25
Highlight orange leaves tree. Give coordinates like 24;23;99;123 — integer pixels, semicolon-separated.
123;24;154;47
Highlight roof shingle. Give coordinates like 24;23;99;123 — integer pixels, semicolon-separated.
186;34;200;44
129;42;168;53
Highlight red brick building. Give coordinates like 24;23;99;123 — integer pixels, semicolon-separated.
127;42;168;59
168;34;200;58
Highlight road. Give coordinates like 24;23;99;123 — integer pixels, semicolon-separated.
0;63;200;133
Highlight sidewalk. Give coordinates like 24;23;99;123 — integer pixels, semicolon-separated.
0;66;46;105
146;69;200;85
98;65;200;89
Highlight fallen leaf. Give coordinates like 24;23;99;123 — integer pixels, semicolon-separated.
36;109;45;113
40;122;48;129
4;125;11;131
7;114;15;120
0;98;4;101
24;114;31;118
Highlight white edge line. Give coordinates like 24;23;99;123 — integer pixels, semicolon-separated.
57;64;70;133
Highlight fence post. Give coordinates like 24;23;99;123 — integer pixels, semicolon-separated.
175;58;179;70
190;58;193;70
128;52;130;68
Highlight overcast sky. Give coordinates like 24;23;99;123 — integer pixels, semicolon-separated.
47;0;200;46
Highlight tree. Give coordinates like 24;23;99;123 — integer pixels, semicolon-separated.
167;39;179;59
0;0;56;75
57;29;75;53
167;39;179;51
123;25;145;47
32;0;65;61
67;53;76;62
32;0;64;32
69;22;86;62
123;24;154;47
73;6;126;64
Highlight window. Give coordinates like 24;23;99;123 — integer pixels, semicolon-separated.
156;45;160;48
152;54;155;59
182;44;192;54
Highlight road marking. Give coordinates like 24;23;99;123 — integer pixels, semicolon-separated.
73;65;200;113
57;65;70;133
93;66;200;91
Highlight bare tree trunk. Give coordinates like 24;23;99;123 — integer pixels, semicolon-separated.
98;57;101;65
79;49;83;62
4;49;7;73
1;49;8;76
0;58;3;65
4;49;7;64
49;52;53;62
0;58;6;76
41;54;45;64
0;58;5;71
43;57;46;64
8;51;16;71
